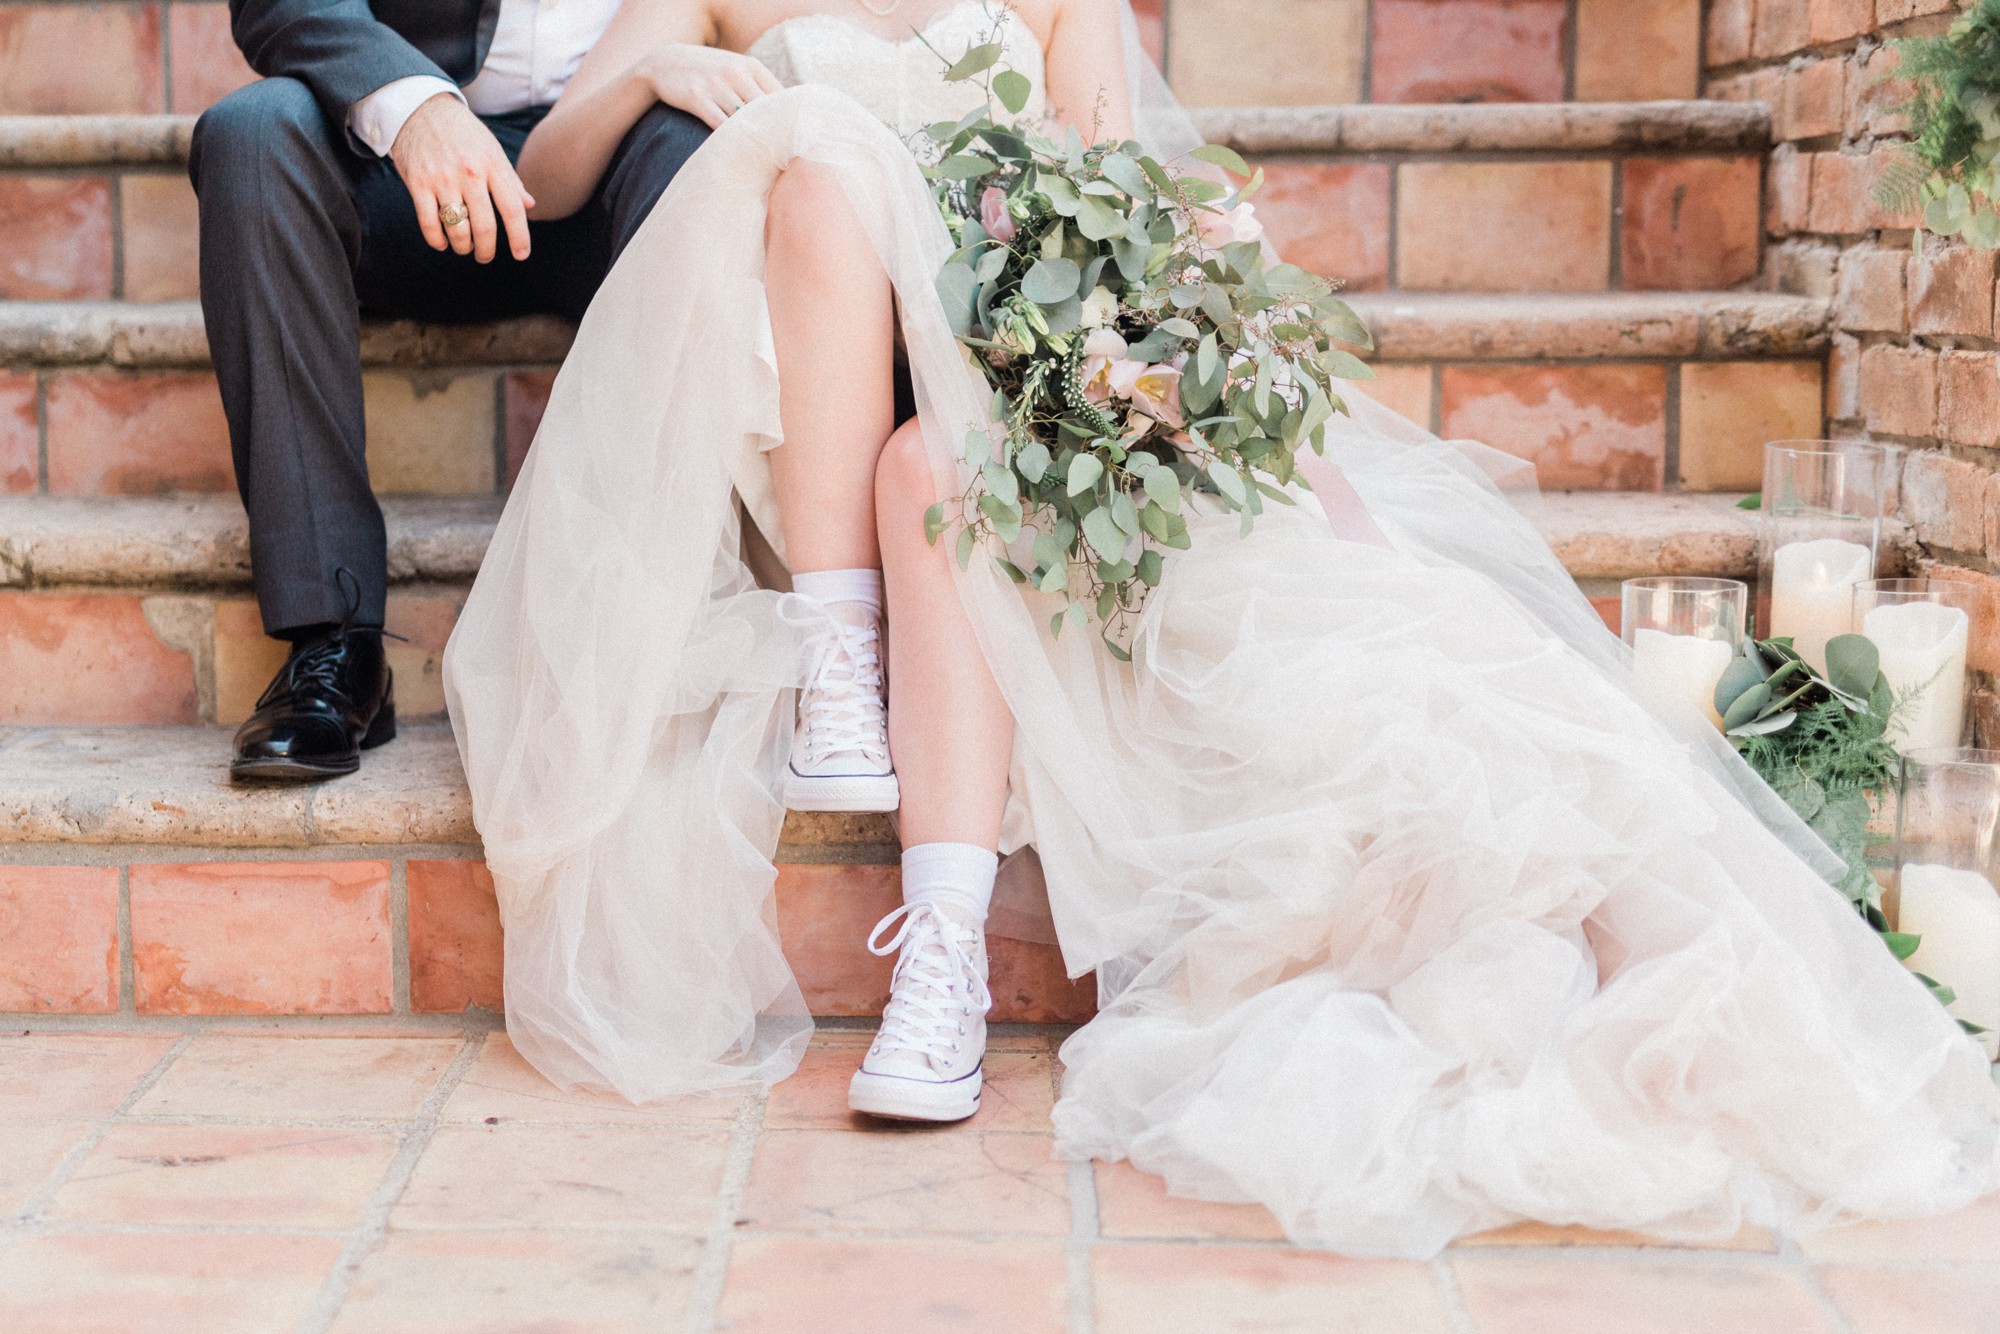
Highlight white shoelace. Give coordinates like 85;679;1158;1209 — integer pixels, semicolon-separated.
867;903;993;1062
798;615;889;766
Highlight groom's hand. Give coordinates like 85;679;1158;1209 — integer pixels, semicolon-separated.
390;93;536;264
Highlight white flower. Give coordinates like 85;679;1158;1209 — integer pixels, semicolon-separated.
1079;286;1120;329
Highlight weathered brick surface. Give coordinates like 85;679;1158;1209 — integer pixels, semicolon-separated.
1910;245;1997;338
1904;451;1992;554
1939;351;2000;449
1834;247;1908;334
1859;344;1937;438
1777;59;1846;142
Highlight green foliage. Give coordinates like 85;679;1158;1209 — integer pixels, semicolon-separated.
1877;1;2000;247
918;34;1368;657
1714;634;1981;1032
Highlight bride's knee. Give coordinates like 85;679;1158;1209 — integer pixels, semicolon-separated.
766;160;861;261
873;422;936;519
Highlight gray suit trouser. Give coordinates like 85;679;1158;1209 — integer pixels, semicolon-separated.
190;76;708;634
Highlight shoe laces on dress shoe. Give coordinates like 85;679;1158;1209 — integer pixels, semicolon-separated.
256;567;403;709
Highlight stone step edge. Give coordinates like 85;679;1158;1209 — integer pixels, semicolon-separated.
0;722;900;856
0;292;1831;371
1;490;1760;593
0;102;1769;169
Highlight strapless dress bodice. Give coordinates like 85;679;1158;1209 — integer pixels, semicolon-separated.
746;2;1047;139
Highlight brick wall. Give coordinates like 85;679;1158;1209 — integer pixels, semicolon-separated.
1707;0;2000;734
0;1;1706;116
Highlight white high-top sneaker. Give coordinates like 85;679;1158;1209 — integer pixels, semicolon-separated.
848;903;992;1122
785;606;899;813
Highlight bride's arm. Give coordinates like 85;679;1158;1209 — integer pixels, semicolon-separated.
1042;0;1136;144
515;0;782;219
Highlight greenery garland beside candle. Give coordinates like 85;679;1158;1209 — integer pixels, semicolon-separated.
1714;633;1982;1032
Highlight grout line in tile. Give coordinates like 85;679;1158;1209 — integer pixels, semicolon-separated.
682;1086;770;1333
1065;1160;1100;1334
388;859;411;1015
0;1031;194;1262
115;864;136;1017
295;1029;489;1334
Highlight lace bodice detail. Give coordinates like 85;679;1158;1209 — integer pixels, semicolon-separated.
747;3;1047;139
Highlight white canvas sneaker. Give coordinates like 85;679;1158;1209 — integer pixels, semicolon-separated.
847;903;992;1122
784;606;899;813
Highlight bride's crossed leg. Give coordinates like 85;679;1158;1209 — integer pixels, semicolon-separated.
764;159;1015;1122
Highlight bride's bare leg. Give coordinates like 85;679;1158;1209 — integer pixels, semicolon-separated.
764;161;894;571
874;421;1015;849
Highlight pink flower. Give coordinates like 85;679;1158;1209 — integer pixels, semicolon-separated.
980;187;1018;242
1079;328;1128;404
1195;201;1264;248
1109;359;1186;429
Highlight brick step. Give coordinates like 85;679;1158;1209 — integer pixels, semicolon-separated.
0;292;1828;501
0;99;1767;303
0;489;1769;728
0;720;1091;1024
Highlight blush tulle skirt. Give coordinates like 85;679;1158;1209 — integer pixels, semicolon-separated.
443;85;2000;1258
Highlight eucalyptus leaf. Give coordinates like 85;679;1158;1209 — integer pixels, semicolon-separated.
1882;930;1924;961
955;525;977;570
1099;153;1153;199
1190;143;1251;177
1825;634;1881;699
1721;681;1775;731
992;69;1032;115
944;42;1003;81
935;262;976;337
1023;257;1081;305
1067;453;1105;496
937;153;998;181
1206;461;1247;507
1082;505;1125;557
1136;549;1164;587
1075;195;1126;242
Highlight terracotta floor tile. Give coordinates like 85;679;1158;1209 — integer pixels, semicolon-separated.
1819;1264;2000;1334
720;1234;1067;1334
1798;1190;2000;1264
765;1046;1056;1133
327;1230;702;1334
741;1128;1070;1236
0;1119;93;1213
1093;1160;1286;1241
129;1035;459;1121
47;1122;398;1227
393;1123;730;1232
1451;1255;1836;1334
439;1033;747;1127
1455;1219;1776;1252
0;1232;341;1334
1095;1244;1454;1334
0;1033;179;1120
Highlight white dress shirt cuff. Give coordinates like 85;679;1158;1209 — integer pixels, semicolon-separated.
349;75;464;157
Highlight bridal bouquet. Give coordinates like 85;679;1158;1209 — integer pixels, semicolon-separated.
918;46;1372;656
1714;633;1978;1029
1878;0;2000;247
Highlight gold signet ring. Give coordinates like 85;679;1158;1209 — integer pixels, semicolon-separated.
438;202;469;228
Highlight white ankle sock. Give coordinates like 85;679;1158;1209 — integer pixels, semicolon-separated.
901;842;998;926
794;568;883;618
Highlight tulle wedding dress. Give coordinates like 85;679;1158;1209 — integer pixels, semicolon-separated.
444;1;2000;1258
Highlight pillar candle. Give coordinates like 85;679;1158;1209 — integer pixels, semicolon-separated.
1900;862;2000;1061
1863;602;1970;756
1631;628;1734;729
1769;538;1873;673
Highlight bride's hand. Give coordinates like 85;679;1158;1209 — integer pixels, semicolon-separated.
640;44;784;129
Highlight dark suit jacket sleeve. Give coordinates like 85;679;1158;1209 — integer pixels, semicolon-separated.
228;0;450;137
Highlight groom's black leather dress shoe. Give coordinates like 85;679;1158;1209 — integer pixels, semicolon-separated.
230;625;396;783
